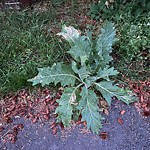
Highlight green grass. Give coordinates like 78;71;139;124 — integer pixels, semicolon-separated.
0;0;88;94
0;8;69;93
1;0;149;94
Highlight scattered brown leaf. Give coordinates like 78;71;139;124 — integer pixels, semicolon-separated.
58;87;64;92
52;127;57;135
104;109;109;115
7;105;15;111
56;92;61;99
83;121;87;127
80;128;91;134
50;121;56;129
43;114;49;120
120;110;126;115
17;124;24;130
50;99;57;105
117;118;123;125
143;107;150;117
99;132;109;140
100;100;108;108
45;98;52;103
45;107;49;114
32;116;38;123
0;126;4;132
4;117;13;123
76;120;81;125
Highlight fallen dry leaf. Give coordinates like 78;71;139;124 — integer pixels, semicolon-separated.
50;121;56;129
0;126;4;132
52;127;57;135
83;121;87;127
32;116;38;123
80;128;91;134
117;118;123;125
58;87;64;91
45;107;49;114
76;120;81;125
17;124;24;130
56;92;61;99
50;99;57;105
140;95;144;102
141;102;147;108
100;100;108;107
143;107;150;117
4;117;12;123
45;98;52;103
7;105;15;111
104;109;109;115
99;132;109;140
43;114;49;120
120;110;126;115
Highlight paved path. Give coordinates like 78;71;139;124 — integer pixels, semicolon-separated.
0;101;149;150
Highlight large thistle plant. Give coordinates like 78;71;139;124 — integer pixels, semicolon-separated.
28;22;137;133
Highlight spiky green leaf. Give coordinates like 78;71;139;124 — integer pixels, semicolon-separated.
77;87;102;134
95;81;137;106
96;22;117;66
72;61;91;81
84;77;97;88
55;87;76;127
96;67;119;81
28;63;78;87
68;36;92;64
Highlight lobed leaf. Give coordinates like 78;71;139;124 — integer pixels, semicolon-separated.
96;22;117;66
57;25;80;44
96;66;119;81
72;61;91;81
28;63;78;87
77;87;102;134
68;36;92;64
55;87;75;127
95;81;137;106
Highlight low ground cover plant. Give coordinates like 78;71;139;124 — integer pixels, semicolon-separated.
28;22;137;133
89;0;150;80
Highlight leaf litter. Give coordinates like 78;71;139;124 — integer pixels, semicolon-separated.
128;80;150;117
0;88;60;144
0;88;91;144
0;79;149;144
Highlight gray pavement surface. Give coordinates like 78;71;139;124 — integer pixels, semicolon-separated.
0;101;150;150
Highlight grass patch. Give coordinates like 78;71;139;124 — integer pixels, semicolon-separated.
0;8;69;93
0;0;90;94
1;0;148;94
